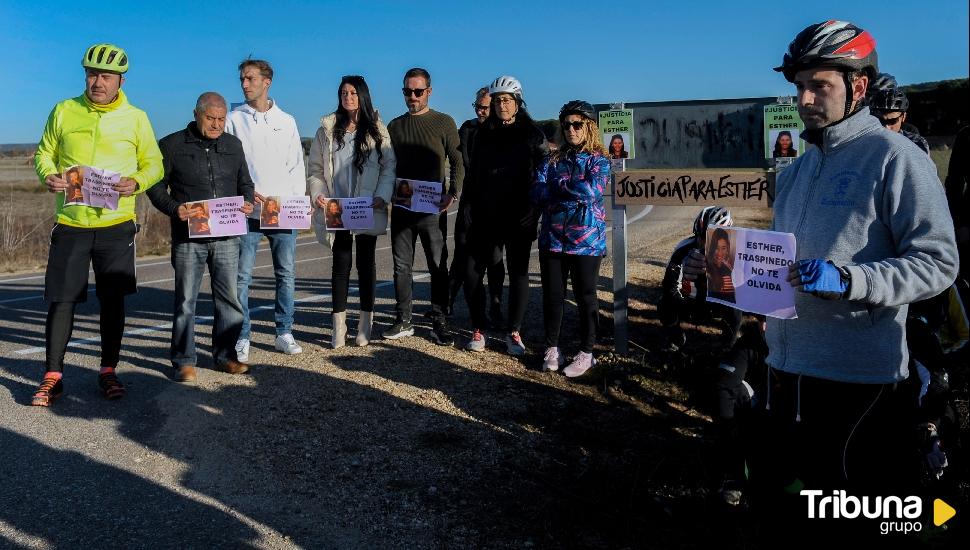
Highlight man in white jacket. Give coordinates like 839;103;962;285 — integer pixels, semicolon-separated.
225;58;306;361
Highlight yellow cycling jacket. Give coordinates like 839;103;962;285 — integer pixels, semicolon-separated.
35;89;163;228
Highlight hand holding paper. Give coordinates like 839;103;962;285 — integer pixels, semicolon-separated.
436;194;454;212
113;177;139;197
46;173;69;193
240;201;254;215
789;259;847;300
682;248;707;281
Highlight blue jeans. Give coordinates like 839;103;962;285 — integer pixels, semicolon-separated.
172;238;244;367
237;218;297;339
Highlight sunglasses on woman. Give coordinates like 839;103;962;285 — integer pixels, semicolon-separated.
402;87;428;97
562;121;584;131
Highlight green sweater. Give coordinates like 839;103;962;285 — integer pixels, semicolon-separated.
387;109;464;197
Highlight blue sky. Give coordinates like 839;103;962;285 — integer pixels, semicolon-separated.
2;0;967;143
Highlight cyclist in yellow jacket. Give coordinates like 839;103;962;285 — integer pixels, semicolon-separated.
31;43;163;406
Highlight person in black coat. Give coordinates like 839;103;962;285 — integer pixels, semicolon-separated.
147;92;254;382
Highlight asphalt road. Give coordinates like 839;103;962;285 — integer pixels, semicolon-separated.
0;203;701;549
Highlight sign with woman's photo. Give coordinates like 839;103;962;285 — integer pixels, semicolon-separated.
323;197;374;230
763;103;805;159
598;109;636;160
63;165;121;210
260;195;311;229
187;196;247;238
705;226;797;319
393;178;441;214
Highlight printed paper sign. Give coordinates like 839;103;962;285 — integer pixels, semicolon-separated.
323;197;374;230
261;195;311;229
705;226;797;319
393;179;442;214
598;109;635;160
63;165;120;210
187;196;247;238
763;104;805;159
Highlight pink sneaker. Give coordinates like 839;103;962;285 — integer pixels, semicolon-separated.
542;347;564;372
563;352;596;378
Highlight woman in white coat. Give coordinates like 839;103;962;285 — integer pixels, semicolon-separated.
308;75;396;347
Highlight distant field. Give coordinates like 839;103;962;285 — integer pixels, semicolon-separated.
0;143;958;274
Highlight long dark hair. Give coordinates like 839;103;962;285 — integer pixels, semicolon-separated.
772;130;797;158
333;75;384;173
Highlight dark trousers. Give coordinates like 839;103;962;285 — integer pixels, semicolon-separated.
539;251;602;352
332;231;378;313
45;298;124;372
390;207;448;322
756;370;913;493
465;234;532;332
44;221;136;372
449;208;505;309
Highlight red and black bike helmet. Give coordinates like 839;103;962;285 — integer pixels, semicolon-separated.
775;20;878;118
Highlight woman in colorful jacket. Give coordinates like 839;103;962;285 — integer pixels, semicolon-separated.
532;100;610;377
308;75;396;348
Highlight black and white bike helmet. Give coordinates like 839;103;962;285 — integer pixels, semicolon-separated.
693;206;733;239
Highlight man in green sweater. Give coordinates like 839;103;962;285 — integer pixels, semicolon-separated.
383;67;464;346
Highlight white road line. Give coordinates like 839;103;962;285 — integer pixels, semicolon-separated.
0;244;395;307
0;236;319;284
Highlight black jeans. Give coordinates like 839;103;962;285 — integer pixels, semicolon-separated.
332;231;378;313
390;207;449;322
539;251;602;352
465;234;532;332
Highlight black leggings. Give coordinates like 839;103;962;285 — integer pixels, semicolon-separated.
331;232;378;313
539;251;602;352
45;295;125;372
465;236;532;331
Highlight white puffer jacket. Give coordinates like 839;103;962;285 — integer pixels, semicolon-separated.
307;112;396;247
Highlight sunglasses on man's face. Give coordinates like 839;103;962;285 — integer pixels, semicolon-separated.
402;87;428;98
879;115;903;126
562;121;584;131
473;103;489;111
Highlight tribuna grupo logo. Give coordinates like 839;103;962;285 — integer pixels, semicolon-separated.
801;490;957;535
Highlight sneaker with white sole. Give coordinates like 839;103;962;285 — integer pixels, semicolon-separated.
542;347;565;372
235;338;250;363
275;333;303;355
465;329;486;352
563;351;595;378
505;332;527;356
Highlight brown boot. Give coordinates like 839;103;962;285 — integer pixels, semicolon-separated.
175;365;197;383
220;359;249;375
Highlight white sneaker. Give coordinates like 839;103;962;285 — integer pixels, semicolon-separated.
563;352;596;378
542;347;565;372
505;332;527;356
235;338;250;363
465;329;486;352
275;333;303;355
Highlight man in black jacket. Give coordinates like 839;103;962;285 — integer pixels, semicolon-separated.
147;92;255;382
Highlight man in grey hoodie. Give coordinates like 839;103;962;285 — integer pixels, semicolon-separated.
764;21;958;498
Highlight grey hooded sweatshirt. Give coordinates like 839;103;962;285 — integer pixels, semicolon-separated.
767;107;957;384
